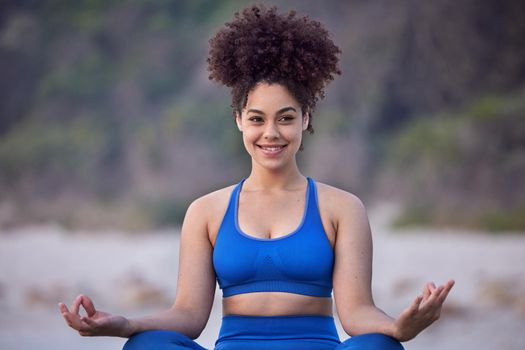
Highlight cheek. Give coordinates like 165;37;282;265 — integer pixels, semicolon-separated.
242;129;257;143
282;127;303;142
241;130;258;153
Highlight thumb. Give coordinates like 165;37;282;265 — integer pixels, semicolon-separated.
80;295;97;317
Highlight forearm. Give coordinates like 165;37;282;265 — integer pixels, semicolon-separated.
127;306;205;339
340;305;396;338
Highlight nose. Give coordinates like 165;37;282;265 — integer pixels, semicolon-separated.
263;121;280;139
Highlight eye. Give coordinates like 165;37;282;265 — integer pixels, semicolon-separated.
279;115;294;122
248;116;264;123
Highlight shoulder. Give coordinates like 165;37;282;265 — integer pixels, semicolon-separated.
183;182;239;240
314;180;366;215
186;183;237;219
313;181;372;256
313;180;368;233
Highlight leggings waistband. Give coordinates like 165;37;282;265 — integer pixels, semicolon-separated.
216;315;341;344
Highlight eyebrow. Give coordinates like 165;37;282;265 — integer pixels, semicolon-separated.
247;106;297;115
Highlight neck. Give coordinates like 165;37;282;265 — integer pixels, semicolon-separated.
246;159;305;190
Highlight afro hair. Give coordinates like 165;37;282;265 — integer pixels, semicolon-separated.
207;4;341;133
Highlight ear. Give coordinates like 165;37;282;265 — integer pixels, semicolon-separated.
302;112;310;131
235;112;243;132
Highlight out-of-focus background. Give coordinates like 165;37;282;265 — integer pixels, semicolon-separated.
0;1;524;349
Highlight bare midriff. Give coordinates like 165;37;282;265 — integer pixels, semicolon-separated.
222;292;333;316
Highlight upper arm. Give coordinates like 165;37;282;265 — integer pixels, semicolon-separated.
332;192;375;319
172;195;216;326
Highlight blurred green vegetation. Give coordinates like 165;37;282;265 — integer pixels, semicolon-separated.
0;0;524;231
385;91;525;232
0;118;97;178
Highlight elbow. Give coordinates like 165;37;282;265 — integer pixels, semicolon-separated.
169;306;209;340
186;319;208;340
340;319;359;337
338;304;373;337
186;329;203;340
172;319;206;340
180;316;208;340
338;309;358;336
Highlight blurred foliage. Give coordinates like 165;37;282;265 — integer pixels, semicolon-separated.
143;196;192;228
0;0;524;230
385;91;525;231
0;117;105;182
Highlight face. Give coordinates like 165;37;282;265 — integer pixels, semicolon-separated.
236;82;309;171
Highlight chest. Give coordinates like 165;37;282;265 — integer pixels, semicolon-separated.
237;191;305;239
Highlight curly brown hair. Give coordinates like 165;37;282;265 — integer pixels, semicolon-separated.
207;4;341;133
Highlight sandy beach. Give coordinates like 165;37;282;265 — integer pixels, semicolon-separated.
1;203;524;350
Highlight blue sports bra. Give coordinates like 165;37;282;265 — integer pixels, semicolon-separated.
212;177;334;297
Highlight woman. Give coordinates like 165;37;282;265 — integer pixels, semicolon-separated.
59;5;454;349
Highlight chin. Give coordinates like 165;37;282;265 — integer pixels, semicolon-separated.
252;153;298;170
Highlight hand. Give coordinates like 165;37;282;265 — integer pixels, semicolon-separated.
59;294;133;337
392;279;455;342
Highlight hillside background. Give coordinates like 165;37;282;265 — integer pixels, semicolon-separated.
1;0;524;231
2;2;525;350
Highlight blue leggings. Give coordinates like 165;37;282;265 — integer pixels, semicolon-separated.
123;315;404;350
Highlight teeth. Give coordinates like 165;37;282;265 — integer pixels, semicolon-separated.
261;146;283;151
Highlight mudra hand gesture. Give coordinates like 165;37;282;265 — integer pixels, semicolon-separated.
393;279;455;341
59;294;131;337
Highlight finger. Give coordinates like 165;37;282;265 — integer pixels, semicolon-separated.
59;302;75;324
58;302;69;314
445;279;455;290
81;295;97;317
59;302;74;320
437;280;455;303
408;295;423;315
437;280;454;302
421;285;443;309
71;295;82;315
441;279;455;294
423;282;432;300
428;286;443;300
424;282;437;301
60;303;85;330
428;282;437;292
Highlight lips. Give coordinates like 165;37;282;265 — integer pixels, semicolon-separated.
257;144;287;156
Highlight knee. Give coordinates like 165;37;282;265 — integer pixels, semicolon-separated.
123;330;188;350
122;330;204;350
341;333;404;350
367;333;404;350
123;331;162;350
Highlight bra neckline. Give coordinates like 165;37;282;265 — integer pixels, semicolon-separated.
234;177;311;241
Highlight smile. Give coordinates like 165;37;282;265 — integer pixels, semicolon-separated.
257;144;287;155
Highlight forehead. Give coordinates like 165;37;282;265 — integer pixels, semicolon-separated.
245;83;300;110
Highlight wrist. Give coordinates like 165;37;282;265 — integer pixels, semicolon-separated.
390;319;413;342
122;318;138;338
385;318;401;340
